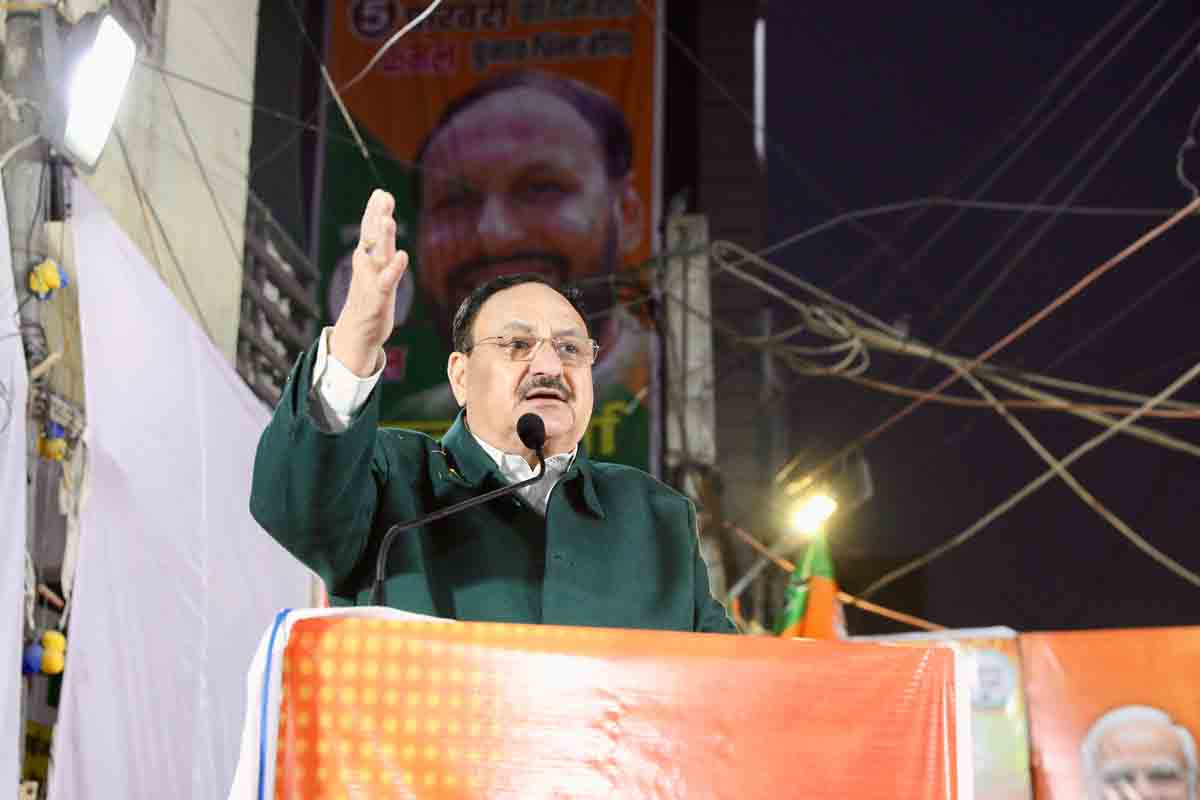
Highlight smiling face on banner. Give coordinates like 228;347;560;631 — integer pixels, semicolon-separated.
416;75;643;351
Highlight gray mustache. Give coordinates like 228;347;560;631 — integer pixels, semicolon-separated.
520;375;573;402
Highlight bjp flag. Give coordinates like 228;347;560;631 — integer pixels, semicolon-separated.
776;534;844;639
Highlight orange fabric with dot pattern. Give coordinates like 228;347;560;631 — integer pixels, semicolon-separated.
275;618;959;799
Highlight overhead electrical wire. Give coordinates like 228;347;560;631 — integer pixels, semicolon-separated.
923;23;1200;352
854;329;1200;460
989;361;1200;413
723;522;948;633
668;197;1177;297
845;34;1200;495
136;61;425;179
1174;93;1200;198
158;71;245;272
770;191;1200;488
1125;347;1200;386
595;236;1200;457
338;0;446;91
0;133;39;171
1041;250;1200;373
246;0;330;176
121;114;253;207
573;214;1200;492
841;374;1200;420
828;0;1153;291
113;128;220;344
129;55;1188;289
679;242;1200;470
702;221;1200;458
859;357;1200;601
951;363;1200;593
259;0;447;181
858;0;1168;303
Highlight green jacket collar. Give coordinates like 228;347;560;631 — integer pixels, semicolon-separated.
440;411;606;519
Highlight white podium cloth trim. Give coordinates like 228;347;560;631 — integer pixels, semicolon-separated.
227;607;452;800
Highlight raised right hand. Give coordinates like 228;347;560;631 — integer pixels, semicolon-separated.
330;189;410;376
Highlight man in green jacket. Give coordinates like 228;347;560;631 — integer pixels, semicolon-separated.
250;190;735;633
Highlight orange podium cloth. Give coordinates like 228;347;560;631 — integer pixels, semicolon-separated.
265;615;965;799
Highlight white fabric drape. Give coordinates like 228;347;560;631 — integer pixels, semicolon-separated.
48;180;313;798
0;176;29;795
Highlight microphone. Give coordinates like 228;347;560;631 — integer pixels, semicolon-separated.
515;412;546;452
368;413;547;606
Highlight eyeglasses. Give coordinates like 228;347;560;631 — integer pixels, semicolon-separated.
465;335;600;366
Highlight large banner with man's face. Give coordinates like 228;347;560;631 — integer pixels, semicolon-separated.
1020;627;1200;800
316;0;660;470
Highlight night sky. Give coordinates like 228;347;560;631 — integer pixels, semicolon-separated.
762;2;1200;631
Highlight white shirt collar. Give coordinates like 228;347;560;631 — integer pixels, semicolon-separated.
470;432;576;516
471;432;575;479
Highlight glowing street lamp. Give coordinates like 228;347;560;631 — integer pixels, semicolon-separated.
790;492;838;536
726;451;873;607
782;448;872;539
726;490;839;605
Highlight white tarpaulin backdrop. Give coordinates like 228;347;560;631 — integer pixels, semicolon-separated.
0;177;29;795
48;180;313;797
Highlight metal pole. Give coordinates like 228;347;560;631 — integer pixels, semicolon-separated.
756;306;792;626
664;214;730;597
2;11;47;796
3;12;47;342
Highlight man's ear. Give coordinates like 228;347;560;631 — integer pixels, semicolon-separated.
447;351;469;407
615;175;644;255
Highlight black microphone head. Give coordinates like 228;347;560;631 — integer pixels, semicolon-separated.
516;413;546;452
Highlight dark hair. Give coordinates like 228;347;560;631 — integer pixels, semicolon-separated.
413;69;634;209
451;273;587;354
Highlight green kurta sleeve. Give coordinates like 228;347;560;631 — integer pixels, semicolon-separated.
248;345;393;595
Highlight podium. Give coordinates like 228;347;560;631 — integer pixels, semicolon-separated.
230;609;970;799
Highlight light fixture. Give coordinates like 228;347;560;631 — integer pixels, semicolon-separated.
40;9;137;170
726;451;874;606
782;448;873;536
724;492;839;608
790;491;838;536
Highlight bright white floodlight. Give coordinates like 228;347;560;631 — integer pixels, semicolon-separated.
62;16;136;167
41;9;136;170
